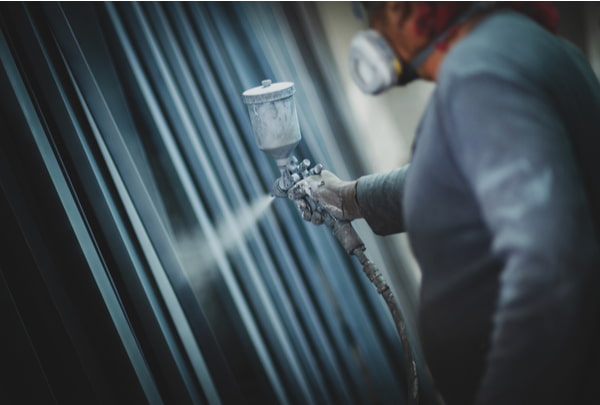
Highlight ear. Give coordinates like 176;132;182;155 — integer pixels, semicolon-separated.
376;2;430;63
384;2;415;29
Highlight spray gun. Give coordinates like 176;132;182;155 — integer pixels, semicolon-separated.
243;80;418;405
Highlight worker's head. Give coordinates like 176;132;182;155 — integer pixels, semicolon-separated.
348;2;475;94
364;2;468;67
349;2;559;95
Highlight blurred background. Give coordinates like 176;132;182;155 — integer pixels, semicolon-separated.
0;2;598;404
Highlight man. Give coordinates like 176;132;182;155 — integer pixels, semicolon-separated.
290;2;600;404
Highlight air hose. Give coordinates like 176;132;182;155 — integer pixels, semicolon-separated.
272;159;419;405
331;219;419;405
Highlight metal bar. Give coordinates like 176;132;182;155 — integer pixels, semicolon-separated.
0;22;164;405
229;3;406;401
167;4;359;403
105;3;294;404
126;2;320;402
146;4;341;404
44;3;222;403
22;5;204;402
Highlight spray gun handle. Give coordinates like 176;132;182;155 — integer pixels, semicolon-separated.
330;219;365;255
273;155;365;253
302;195;365;255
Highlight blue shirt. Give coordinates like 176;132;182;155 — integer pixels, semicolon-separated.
357;10;600;405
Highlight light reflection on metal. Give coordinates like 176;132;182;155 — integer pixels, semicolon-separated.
0;2;418;404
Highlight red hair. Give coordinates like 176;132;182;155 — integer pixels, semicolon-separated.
414;2;559;49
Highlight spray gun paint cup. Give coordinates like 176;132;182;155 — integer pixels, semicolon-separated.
242;80;301;170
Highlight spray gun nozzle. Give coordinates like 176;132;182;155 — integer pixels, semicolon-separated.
271;178;289;198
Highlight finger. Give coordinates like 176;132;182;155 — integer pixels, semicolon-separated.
296;199;308;214
311;211;323;225
288;180;310;200
302;210;312;222
295;200;312;221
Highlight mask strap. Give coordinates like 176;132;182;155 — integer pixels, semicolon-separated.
409;2;498;71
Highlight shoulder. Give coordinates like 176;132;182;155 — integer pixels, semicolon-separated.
438;10;563;98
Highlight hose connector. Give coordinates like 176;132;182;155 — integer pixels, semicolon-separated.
332;220;365;254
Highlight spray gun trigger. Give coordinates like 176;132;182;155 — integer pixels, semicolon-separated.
311;211;323;225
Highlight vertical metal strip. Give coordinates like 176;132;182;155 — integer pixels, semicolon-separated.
65;67;209;405
125;3;320;402
24;8;204;402
234;1;401;394
104;3;293;404
187;2;401;401
164;4;357;402
44;4;219;404
230;3;406;399
145;3;338;403
0;26;164;405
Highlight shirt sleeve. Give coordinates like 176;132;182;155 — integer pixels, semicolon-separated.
356;164;410;235
444;71;600;404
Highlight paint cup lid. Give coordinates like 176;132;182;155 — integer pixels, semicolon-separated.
242;80;295;104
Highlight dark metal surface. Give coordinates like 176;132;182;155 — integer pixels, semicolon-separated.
0;2;419;404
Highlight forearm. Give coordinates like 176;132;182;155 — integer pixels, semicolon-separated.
356;164;409;235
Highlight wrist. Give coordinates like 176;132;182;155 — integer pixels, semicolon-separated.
341;180;362;220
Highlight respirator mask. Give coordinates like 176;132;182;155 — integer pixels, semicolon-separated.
349;30;417;94
349;2;497;95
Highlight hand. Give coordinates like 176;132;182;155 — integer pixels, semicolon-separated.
287;170;361;224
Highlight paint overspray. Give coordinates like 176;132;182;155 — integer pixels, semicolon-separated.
177;194;274;290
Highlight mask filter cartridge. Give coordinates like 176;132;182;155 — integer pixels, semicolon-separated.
348;30;402;95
